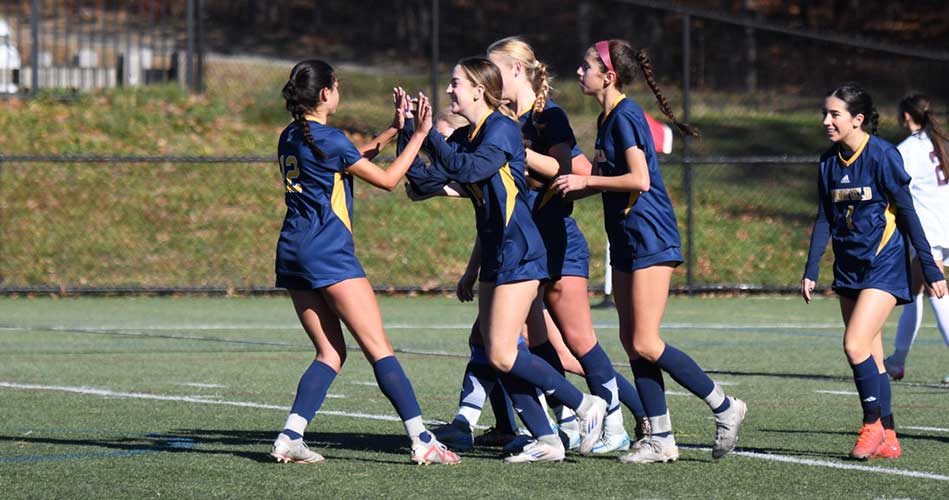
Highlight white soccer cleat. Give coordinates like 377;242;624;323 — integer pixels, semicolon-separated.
503;435;565;464
270;435;325;464
411;437;461;465
712;397;747;459
576;395;608;455
591;429;631;454
618;435;679;464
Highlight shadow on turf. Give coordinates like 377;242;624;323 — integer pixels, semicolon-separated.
758;428;949;451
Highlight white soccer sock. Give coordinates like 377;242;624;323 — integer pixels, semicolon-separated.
282;413;308;438
929;294;949;346
604;408;625;434
893;294;925;363
404;416;426;441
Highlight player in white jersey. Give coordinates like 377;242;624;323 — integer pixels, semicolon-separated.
884;93;949;382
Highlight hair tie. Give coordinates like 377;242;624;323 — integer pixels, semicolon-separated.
595;40;614;73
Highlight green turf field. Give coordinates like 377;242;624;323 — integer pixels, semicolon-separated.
1;296;948;499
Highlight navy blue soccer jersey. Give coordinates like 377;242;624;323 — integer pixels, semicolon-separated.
520;100;590;278
274;119;367;289
595;96;683;271
803;134;942;303
409;111;548;285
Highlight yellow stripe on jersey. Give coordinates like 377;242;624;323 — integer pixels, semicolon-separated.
500;163;518;226
623;191;642;216
468;112;492;142
304;115;326;124
876;202;897;255
838;133;870;166
331;172;352;233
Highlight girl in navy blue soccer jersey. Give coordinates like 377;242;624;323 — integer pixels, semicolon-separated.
269;59;459;466
554;40;747;464
486;36;649;454
802;83;947;460
405;56;609;463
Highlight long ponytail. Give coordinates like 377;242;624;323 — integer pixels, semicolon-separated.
899;93;949;180
282;60;336;160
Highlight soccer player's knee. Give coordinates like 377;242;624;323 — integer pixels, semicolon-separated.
487;349;516;373
317;351;345;372
631;340;662;362
842;338;868;363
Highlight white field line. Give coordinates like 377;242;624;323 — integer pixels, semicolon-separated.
4;381;948;481
816;390;858;396
902;425;949;433
177;383;227;389
0;321;862;332
679;445;949;482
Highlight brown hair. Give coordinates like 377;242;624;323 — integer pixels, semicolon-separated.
899;93;949;179
594;40;699;138
827;82;880;136
458;56;516;120
282;60;335;160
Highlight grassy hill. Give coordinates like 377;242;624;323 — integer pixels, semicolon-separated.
0;58;916;290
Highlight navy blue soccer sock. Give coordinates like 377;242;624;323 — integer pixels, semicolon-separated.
508;349;583;410
578;343;620;413
656;344;730;414
878;372;894;429
615;369;646;418
630;357;671;437
373;355;427;438
453;346;497;427
487;383;519;435
498;371;555;438
850;355;881;424
529;340;567;409
281;360;337;440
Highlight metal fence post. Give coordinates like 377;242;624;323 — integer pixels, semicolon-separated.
682;14;694;293
30;0;39;96
186;0;195;92
196;0;205;93
430;0;440;112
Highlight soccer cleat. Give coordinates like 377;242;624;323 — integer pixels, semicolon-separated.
712;397;747;459
430;419;474;452
591;429;631;454
558;418;581;451
618;435;679;464
503;435;565;464
870;429;902;459
502;431;534;455
576;395;608;455
850;420;885;460
411;437;462;465
270;435;325;464
883;357;905;381
474;426;517;447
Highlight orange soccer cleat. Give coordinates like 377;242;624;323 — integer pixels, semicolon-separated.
870;429;902;459
850;420;885;460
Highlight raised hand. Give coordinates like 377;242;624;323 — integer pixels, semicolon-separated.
392;87;410;129
414;93;433;136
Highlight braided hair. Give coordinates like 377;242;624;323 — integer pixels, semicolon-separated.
595;40;699;138
281;60;335;160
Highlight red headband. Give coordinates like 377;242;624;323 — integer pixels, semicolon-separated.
595;40;614;73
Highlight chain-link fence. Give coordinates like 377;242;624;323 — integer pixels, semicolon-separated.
2;1;947;293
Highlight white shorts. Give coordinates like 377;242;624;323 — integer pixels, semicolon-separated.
910;245;945;262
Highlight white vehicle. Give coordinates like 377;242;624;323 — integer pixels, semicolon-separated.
0;19;21;93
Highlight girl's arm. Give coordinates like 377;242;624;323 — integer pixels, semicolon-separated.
552;145;649;196
425;127;508;184
358;87;410;160
525;142;572;179
890;182;948;296
347;94;433;191
801;188;831;304
456;238;481;303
